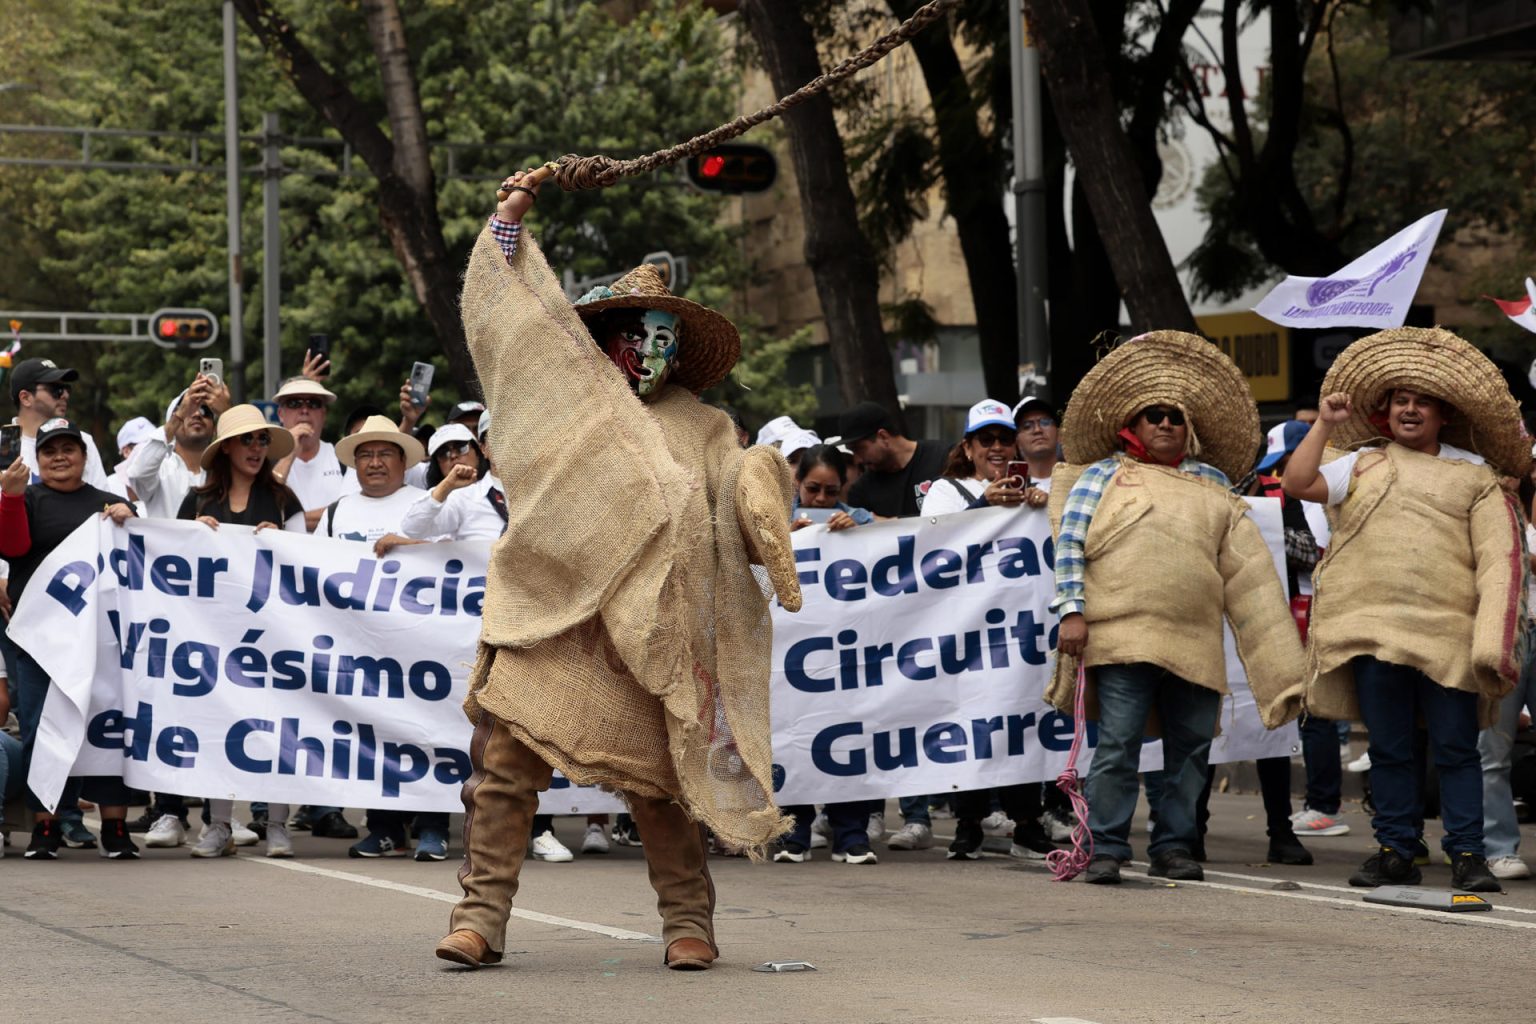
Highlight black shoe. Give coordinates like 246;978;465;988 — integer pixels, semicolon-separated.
1349;846;1422;888
98;819;140;860
1149;848;1204;880
946;819;985;860
1009;819;1057;859
311;811;358;839
1084;854;1122;884
127;809;160;834
1450;852;1502;893
246;813;268;841
24;820;60;860
1188;837;1207;863
1267;833;1314;866
287;806;316;832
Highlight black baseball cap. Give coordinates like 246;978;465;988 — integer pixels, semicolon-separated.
1012;395;1058;423
836;401;897;444
35;416;85;450
11;358;79;404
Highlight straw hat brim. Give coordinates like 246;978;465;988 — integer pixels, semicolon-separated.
1320;326;1530;476
336;428;427;469
574;294;741;393
200;412;294;471
1059;330;1261;482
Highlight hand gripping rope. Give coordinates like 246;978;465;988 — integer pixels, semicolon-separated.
1045;666;1094;881
499;0;962;198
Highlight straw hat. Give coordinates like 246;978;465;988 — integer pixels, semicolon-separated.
335;414;426;469
272;377;337;403
573;263;740;393
201;404;294;470
1320;326;1530;475
1059;330;1260;482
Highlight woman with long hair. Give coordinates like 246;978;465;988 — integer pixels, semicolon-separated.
922;399;1047;517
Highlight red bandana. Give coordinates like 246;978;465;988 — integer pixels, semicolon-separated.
1117;427;1182;467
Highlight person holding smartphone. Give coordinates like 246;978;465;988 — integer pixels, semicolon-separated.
789;444;872;533
921;399;1048;517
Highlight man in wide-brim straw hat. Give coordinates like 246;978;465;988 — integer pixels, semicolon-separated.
1047;330;1304;885
1284;326;1528;893
434;168;802;972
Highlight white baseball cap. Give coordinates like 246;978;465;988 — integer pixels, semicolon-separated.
780;429;822;460
116;415;157;452
755;415;798;448
964;399;1015;436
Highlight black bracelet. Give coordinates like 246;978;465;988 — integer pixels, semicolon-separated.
507;185;537;200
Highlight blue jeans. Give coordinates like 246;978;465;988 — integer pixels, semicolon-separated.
1355;656;1483;856
785;801;868;853
1085;663;1221;861
898;794;931;826
1478;629;1536;859
1299;713;1343;814
0;729;22;807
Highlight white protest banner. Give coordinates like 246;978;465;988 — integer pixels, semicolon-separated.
1253;210;1446;329
15;518;622;815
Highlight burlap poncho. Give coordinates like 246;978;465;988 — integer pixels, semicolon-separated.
1306;444;1524;725
459;226;802;849
1046;458;1305;730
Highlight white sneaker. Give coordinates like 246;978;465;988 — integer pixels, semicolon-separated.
230;820;259;846
886;822;933;850
265;822;294;858
1347;752;1372;773
832;845;878;865
1041;808;1076;842
773;844;811;863
1489;855;1531;880
530;830;574;862
581;823;610;855
980;810;1015;836
867;811;886;844
809;831;829;849
1292;808;1350;837
190;822;235;858
145;814;187;848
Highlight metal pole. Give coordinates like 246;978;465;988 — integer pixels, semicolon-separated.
222;1;246;402
262;111;281;401
1010;1;1050;391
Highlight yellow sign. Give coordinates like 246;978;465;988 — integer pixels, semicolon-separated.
1198;312;1290;403
1451;894;1488;905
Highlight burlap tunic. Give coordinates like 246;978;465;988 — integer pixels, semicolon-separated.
1306;444;1524;725
1046;458;1305;730
458;226;800;849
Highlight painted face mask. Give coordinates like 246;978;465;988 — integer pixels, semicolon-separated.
602;309;680;401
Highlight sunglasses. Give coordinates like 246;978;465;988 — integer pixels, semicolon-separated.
1016;416;1055;431
235;432;272;448
435;441;473;459
37;383;71;398
972;429;1018;448
1140;407;1185;427
280;397;326;411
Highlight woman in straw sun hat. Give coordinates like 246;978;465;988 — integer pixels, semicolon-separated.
435;169;802;972
1284;326;1528;894
1047;330;1304;885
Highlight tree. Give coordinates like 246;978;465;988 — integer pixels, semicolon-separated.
738;0;903;415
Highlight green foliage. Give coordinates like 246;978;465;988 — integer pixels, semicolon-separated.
706;322;818;427
0;0;798;452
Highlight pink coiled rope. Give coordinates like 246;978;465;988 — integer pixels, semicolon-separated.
1045;666;1094;881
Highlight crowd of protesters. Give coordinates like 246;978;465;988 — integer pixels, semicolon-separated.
3;338;1534;899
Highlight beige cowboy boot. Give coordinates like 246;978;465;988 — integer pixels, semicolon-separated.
628;795;719;970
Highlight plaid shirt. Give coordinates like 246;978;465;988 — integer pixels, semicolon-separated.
489;215;522;264
1051;455;1231;617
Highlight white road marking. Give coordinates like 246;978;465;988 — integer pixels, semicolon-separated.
247;857;660;942
1185;863;1536;917
1032;1018;1105;1024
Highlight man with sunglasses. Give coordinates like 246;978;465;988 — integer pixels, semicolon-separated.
269;377;359;532
124;372;226;519
9;358;109;488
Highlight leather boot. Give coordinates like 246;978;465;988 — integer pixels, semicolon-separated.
628;795;718;969
440;712;552;965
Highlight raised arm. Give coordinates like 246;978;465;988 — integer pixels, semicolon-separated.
1283;393;1350;504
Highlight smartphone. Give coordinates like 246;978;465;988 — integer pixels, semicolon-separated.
308;332;331;368
0;423;20;467
1006;461;1030;483
198;357;223;388
409;361;434;408
796;507;837;524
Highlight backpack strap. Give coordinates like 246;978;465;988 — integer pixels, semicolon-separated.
325;497;343;537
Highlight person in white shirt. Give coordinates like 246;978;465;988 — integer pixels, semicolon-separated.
921;399;1049;517
269;377;358;530
10;357;109;488
1012;394;1061;494
110;416;157;503
401;422;502;542
125;377;223;519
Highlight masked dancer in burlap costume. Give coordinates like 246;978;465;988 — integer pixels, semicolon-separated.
1046;331;1304;885
1284;327;1528;893
435;169;802;971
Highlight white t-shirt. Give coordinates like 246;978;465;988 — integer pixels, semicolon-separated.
320;486;427;544
123;434;205;519
21;431;110;491
400;474;505;542
921;476;986;517
1318;442;1485;506
404;462;430;490
286;441;359;511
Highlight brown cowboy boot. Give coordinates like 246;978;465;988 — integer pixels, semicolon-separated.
436;713;552;968
628;795;718;970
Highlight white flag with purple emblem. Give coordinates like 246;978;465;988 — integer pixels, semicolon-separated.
1252;210;1446;329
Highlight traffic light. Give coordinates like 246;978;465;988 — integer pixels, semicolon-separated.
148;308;219;349
684;143;777;194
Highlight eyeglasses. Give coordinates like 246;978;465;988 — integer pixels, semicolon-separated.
435;441;473;460
236;432;271;448
972;429;1017;448
354;446;401;464
1016;416;1055;431
280;397;326;411
1140;407;1186;427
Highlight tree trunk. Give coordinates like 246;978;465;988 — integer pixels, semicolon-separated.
887;0;1019;405
1026;0;1197;334
232;0;481;397
739;0;901;416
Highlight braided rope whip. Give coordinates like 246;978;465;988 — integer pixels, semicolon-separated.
520;0;961;193
1045;665;1095;881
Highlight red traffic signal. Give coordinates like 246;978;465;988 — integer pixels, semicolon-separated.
685;143;777;194
148;308;218;349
